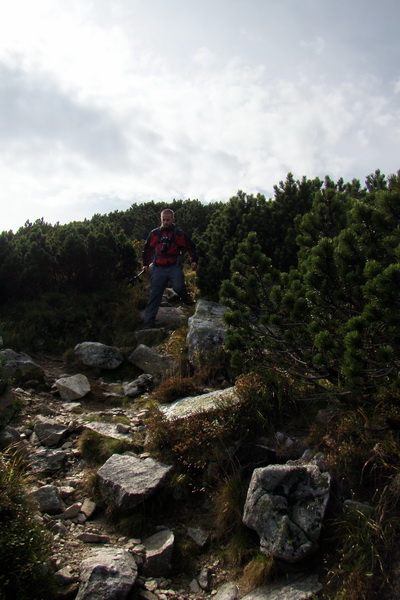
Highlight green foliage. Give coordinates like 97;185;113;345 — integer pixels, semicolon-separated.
77;430;140;465
147;369;302;484
0;218;138;300
104;198;220;241
0;452;55;600
0;280;143;351
197;191;271;299
221;171;400;396
198;176;321;300
147;405;236;473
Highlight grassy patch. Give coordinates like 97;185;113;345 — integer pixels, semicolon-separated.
77;429;140;465
0;452;56;600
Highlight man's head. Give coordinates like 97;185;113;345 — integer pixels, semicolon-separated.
161;209;175;229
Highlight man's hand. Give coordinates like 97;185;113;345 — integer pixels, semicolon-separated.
143;265;149;272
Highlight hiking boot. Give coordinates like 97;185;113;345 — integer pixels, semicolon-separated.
180;293;195;305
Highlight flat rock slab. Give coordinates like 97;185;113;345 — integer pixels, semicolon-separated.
241;573;321;600
160;387;239;420
82;421;132;441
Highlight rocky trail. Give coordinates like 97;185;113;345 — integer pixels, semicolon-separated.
8;350;235;600
1;300;327;600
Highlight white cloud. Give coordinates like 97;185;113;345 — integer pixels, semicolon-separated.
192;47;216;68
0;0;400;232
300;36;326;55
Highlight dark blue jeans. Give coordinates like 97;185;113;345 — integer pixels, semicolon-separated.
144;263;186;323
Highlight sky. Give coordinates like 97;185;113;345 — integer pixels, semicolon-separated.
1;0;399;233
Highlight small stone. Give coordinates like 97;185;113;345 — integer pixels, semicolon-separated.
62;502;82;519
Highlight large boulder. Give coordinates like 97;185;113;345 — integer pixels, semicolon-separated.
243;461;330;563
76;548;137;600
0;349;44;382
186;300;228;367
128;345;176;377
97;454;173;510
74;342;124;370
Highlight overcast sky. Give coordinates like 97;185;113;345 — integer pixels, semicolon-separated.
1;0;399;233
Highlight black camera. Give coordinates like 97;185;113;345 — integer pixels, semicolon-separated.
160;236;170;253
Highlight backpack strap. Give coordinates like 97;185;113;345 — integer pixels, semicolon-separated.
154;227;183;261
155;227;183;244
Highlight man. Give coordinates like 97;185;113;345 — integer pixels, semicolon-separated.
142;209;198;327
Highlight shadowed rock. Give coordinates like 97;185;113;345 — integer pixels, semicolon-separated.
74;342;124;370
186;300;228;367
0;349;44;381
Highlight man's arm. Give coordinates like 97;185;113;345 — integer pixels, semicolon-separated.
142;230;156;268
179;231;198;268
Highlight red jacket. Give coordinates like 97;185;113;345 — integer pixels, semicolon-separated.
142;225;198;267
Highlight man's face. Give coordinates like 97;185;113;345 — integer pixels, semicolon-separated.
161;212;174;228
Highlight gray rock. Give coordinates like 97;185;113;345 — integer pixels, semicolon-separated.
76;548;137;600
214;582;239;600
197;565;212;590
82;421;133;441
151;305;189;328
97;454;173;510
74;342;124;370
0;425;22;450
63;502;82;519
0;391;18;424
187;527;209;547
123;374;153;398
142;529;174;577
240;573;322;599
80;498;97;518
128;345;176;377
0;349;44;381
30;484;65;514
159;387;239;420
186;300;228;367
29;448;67;473
55;374;91;401
243;463;330;563
54;566;80;586
116;423;130;434
34;416;69;447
